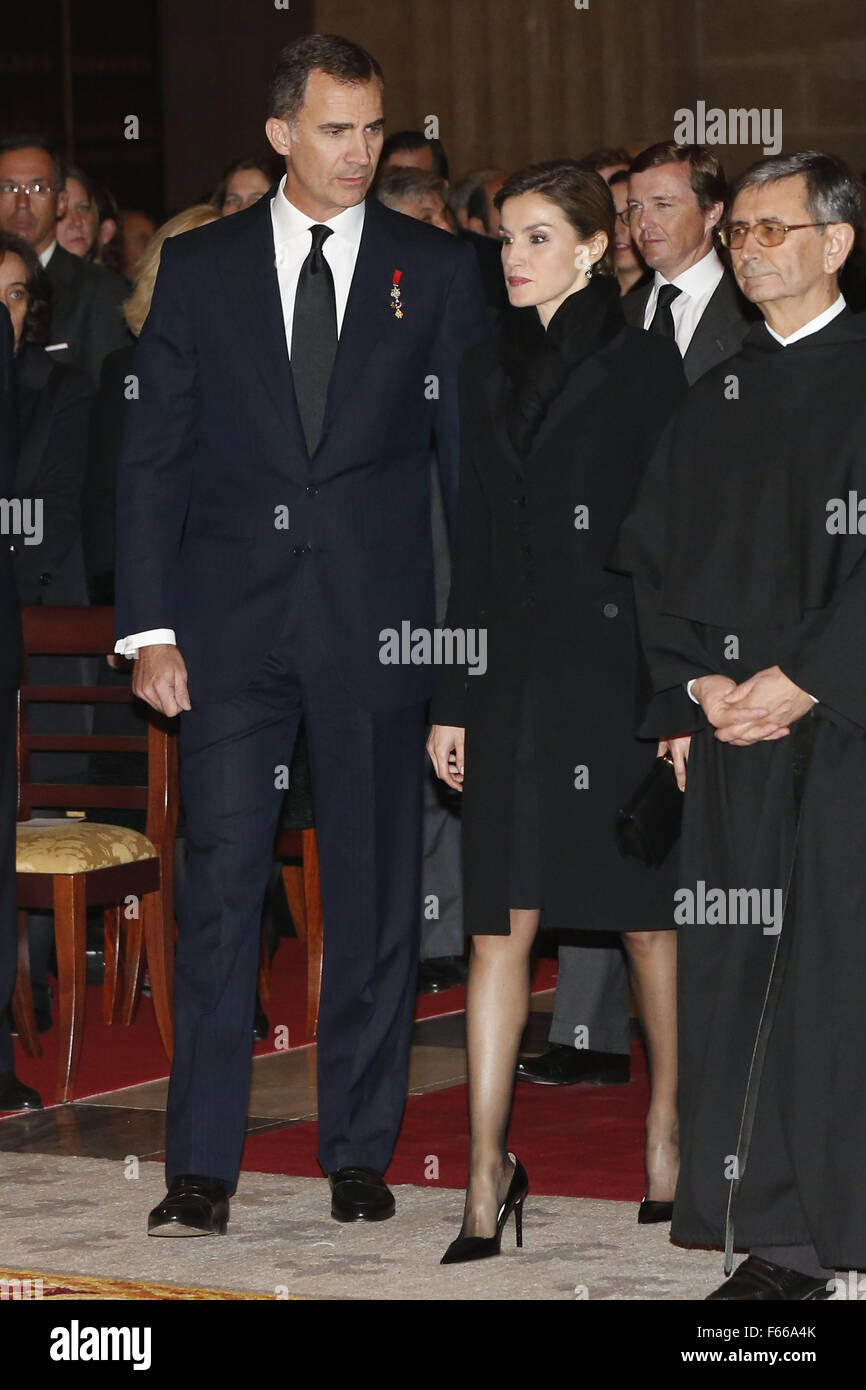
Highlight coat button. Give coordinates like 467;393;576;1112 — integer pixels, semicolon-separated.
306;485;318;496
38;573;53;585
292;544;310;556
513;495;527;507
603;602;618;618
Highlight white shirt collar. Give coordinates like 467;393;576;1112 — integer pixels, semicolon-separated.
764;294;846;346
38;240;57;267
655;247;724;298
270;172;365;249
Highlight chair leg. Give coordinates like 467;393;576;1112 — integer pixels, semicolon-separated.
302;829;323;1038
11;908;41;1059
142;885;173;1061
118;894;146;1027
53;875;88;1104
280;863;307;940
103;905;125;1025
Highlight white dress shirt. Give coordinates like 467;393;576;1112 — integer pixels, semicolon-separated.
684;295;847;708
115;175;366;658
38;240;57;268
643;248;725;358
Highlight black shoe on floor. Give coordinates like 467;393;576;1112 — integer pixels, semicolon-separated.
0;1072;43;1112
706;1256;833;1301
329;1167;395;1222
416;957;468;994
516;1044;630;1086
147;1175;230;1237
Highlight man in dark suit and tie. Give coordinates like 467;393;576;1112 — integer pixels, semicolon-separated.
623;142;753;384
0;136;131;385
114;34;488;1235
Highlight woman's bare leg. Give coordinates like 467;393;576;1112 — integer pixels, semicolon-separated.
460;908;541;1237
621;928;678;1201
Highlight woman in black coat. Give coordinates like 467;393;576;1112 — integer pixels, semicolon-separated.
428;162;688;1263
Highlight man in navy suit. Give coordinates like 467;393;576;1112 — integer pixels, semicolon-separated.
114;34;487;1234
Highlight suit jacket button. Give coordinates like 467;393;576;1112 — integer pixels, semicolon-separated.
292;544;309;556
39;573;53;585
306;485;318;496
603;602;618;618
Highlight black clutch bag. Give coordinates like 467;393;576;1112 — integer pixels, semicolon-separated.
615;753;683;868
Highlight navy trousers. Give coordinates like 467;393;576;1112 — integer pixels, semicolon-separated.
165;570;426;1186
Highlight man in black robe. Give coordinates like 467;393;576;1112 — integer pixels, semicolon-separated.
615;150;866;1299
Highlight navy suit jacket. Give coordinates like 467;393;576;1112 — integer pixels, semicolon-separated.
114;187;489;710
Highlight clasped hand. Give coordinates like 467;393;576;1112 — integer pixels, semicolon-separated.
692;666;813;747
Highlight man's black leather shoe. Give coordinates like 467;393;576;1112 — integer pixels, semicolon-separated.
0;1072;43;1111
329;1167;395;1222
416;957;468;994
516;1044;630;1086
706;1256;833;1301
147;1175;230;1237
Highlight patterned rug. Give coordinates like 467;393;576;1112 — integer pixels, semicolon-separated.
0;1265;303;1300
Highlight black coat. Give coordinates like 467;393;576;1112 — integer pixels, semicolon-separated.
614;310;866;1268
13;343;92;606
431;284;688;935
0;305;21;688
43;243;132;386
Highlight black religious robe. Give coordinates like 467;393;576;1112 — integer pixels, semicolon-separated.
613;308;866;1270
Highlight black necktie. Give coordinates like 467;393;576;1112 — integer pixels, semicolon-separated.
648;283;682;339
291;224;337;455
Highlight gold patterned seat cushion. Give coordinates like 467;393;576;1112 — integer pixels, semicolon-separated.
16;821;157;875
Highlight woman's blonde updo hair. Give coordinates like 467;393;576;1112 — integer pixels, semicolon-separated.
123;203;220;336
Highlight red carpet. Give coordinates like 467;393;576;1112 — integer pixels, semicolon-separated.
240;1041;650;1201
10;941;556;1105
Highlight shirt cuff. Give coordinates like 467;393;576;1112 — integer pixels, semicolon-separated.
114;629;177;659
685;678;700;703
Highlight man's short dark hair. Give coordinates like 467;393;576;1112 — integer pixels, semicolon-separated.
629;141;727;213
380;130;450;181
607;169;630;191
0;133;65;190
730;151;862;231
575;147;631;175
267;33;384;125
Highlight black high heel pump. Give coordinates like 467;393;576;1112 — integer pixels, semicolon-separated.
440;1155;529;1264
637;1196;674;1224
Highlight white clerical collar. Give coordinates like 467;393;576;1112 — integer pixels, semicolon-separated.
38;240;57;267
270;172;365;248
764;294;846;346
655;247;724;299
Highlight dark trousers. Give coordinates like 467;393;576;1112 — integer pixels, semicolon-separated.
166;573;426;1186
0;688;16;1072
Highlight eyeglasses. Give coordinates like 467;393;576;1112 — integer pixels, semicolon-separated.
718;220;827;249
614;208;631;226
0;181;56;201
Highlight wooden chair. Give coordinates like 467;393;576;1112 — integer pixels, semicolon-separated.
12;606;178;1102
270;827;323;1038
254;721;324;1039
